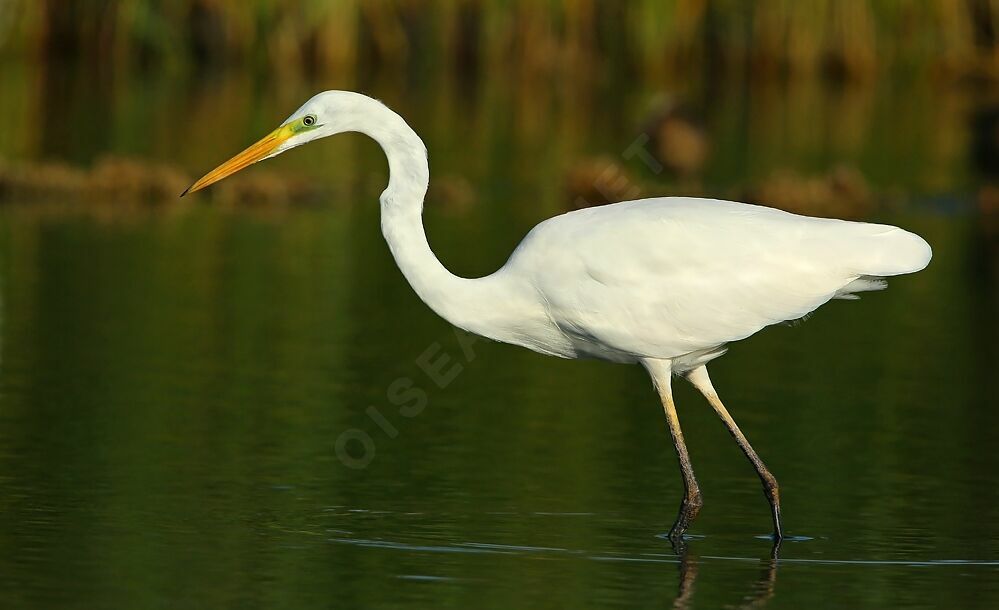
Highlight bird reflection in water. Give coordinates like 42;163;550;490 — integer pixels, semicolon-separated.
670;538;779;609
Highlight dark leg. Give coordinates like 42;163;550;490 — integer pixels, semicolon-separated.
645;359;703;540
687;365;783;541
662;386;704;539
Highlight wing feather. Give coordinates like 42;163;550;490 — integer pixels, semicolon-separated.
505;197;930;359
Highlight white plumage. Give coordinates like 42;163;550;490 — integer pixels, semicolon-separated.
184;91;933;545
496;197;931;367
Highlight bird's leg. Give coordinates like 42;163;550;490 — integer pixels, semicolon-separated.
646;360;703;540
686;365;783;541
663;388;704;540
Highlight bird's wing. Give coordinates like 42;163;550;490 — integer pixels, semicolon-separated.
505;197;930;359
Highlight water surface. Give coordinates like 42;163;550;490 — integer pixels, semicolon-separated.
0;64;997;608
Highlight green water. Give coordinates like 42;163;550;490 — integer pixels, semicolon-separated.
0;65;997;608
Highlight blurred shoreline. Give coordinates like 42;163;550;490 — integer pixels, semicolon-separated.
1;1;998;219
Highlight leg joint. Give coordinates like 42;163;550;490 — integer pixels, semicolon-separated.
761;472;779;500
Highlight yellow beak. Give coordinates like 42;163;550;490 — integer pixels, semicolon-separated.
182;124;294;196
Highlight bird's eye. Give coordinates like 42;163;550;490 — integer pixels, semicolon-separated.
303;115;317;127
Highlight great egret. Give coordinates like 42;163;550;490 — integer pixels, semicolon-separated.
183;91;932;542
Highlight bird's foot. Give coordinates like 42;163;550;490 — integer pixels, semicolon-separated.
767;495;783;543
668;490;703;542
761;474;783;542
769;535;782;560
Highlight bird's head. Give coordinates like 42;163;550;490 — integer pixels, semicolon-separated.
182;90;361;196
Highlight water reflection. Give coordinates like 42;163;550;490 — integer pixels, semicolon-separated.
0;181;996;607
0;54;984;210
312;505;999;607
669;547;778;610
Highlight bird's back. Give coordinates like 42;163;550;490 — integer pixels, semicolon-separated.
503;197;931;365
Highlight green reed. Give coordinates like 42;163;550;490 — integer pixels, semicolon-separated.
2;1;999;81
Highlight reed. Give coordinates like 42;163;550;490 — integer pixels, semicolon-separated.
2;1;999;81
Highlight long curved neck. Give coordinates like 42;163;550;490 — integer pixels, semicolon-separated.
345;100;497;332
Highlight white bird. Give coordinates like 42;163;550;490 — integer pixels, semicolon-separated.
183;91;932;542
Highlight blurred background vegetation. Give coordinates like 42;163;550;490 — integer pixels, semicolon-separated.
2;0;999;214
7;0;999;80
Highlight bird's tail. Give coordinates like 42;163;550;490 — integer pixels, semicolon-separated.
848;225;932;277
